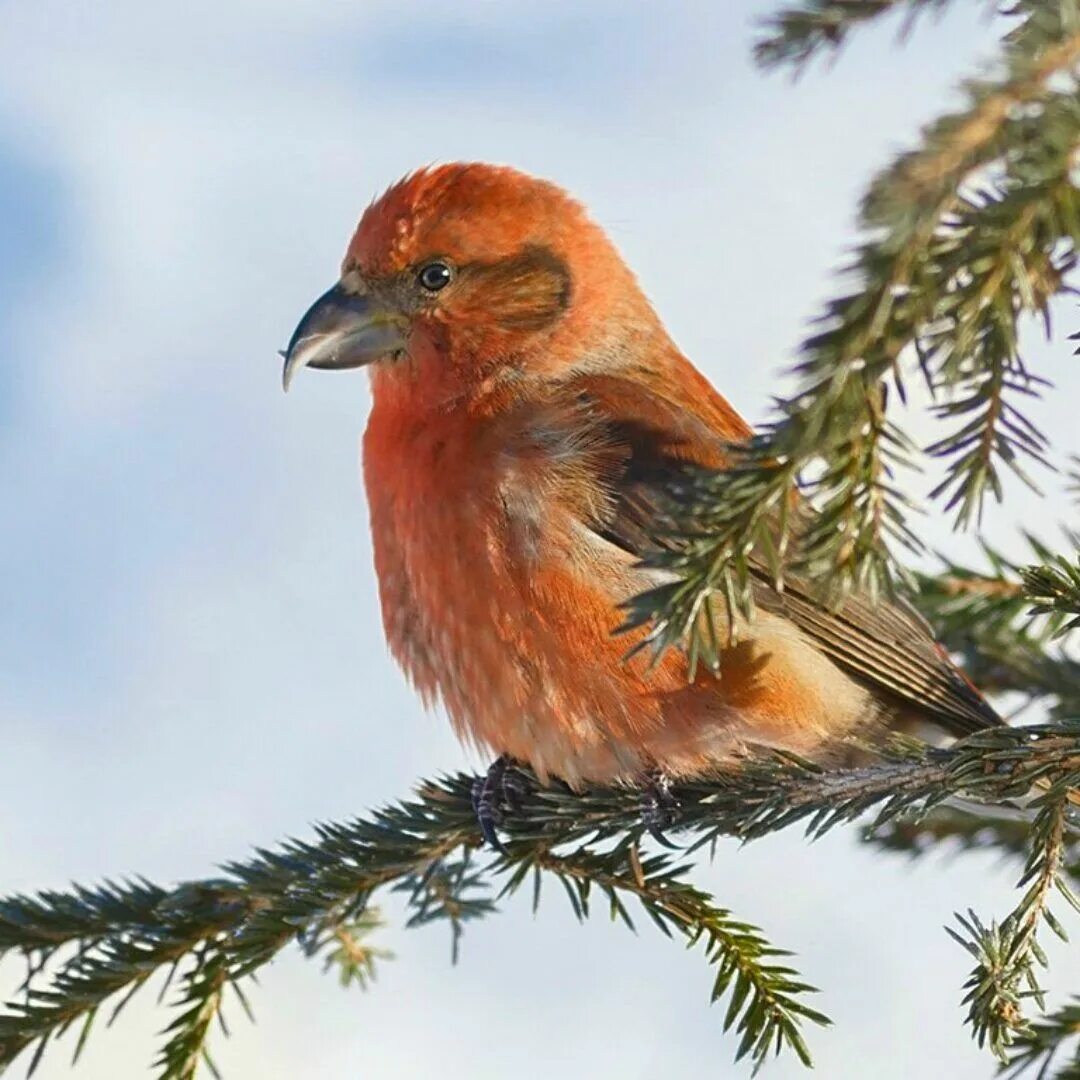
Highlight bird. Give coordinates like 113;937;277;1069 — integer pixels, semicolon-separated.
281;162;1001;826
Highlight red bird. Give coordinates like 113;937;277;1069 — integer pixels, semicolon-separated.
283;163;999;807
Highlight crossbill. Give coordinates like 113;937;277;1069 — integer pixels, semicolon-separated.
282;163;999;796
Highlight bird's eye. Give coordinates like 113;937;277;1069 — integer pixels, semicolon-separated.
417;261;453;292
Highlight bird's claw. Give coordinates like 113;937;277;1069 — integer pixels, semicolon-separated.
471;755;522;851
640;770;681;849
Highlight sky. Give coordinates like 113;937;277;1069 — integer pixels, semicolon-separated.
2;2;1079;1078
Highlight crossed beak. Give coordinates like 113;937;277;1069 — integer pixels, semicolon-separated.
281;283;408;391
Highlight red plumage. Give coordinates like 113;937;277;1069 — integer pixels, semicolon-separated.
284;162;1000;788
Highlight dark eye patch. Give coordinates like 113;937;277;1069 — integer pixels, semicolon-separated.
458;246;572;332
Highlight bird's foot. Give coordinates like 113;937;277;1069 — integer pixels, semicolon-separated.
471;755;524;852
640;769;681;849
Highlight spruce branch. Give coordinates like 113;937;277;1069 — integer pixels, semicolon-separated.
952;786;1080;1062
913;536;1072;645
4;725;1080;1077
860;8;1080;222
300;908;391;989
154;951;230;1080
911;539;1080;715
1022;555;1080;636
755;0;971;72
631;1;1080;661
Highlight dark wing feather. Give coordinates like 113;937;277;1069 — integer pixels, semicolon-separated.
748;574;999;735
569;370;1001;737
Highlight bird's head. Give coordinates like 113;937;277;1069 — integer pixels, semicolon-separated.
282;163;661;402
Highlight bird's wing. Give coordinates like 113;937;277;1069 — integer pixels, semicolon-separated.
566;362;1001;737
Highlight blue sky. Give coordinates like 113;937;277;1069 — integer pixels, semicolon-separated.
2;2;1079;1077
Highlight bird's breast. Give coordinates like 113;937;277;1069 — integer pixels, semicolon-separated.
361;398;665;782
361;394;876;785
